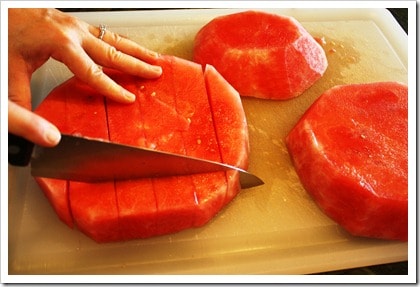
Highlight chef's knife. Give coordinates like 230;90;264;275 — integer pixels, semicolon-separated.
8;133;264;189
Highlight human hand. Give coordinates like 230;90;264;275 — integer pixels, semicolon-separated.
8;8;162;147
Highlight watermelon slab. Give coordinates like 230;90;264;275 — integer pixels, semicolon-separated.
34;55;249;243
286;82;408;241
193;10;328;100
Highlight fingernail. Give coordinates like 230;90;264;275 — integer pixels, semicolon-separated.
148;50;160;58
45;124;61;145
152;65;163;74
124;90;136;102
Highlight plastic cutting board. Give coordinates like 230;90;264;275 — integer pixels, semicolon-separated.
8;8;409;276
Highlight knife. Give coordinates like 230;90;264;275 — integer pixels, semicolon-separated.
8;133;264;189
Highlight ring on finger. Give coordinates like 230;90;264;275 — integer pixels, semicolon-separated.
98;24;107;40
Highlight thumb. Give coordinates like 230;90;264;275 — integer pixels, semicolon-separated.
8;55;61;147
8;100;61;147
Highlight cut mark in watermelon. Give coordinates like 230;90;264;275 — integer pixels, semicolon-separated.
34;55;249;242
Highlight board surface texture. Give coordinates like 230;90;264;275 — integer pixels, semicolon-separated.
8;8;408;275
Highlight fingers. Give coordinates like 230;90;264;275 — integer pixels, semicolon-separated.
86;27;162;79
53;23;163;104
57;43;137;104
8;51;60;147
91;43;163;80
90;24;161;63
8;101;61;147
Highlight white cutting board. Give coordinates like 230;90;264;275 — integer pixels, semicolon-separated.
8;8;409;276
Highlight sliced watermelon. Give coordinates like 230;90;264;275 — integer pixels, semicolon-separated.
204;64;249;202
34;55;249;242
35;79;111;230
286;82;408;241
193;10;328;100
34;178;71;228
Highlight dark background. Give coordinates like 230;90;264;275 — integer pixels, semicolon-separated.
388;8;408;33
59;8;408;275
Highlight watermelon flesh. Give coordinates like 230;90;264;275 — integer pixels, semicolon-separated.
286;82;408;241
34;55;249;242
193;10;328;100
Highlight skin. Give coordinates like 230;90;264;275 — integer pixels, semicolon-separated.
8;8;163;147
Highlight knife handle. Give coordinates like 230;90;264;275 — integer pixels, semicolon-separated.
8;133;34;166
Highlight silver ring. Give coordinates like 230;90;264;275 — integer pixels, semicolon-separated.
98;24;107;40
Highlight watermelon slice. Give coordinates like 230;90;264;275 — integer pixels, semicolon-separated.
193;10;328;100
286;82;408;241
34;55;249;242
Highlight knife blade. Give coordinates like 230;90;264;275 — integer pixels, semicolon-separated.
8;133;264;189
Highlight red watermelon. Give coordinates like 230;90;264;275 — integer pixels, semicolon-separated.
193;10;328;100
34;55;249;242
286;82;408;241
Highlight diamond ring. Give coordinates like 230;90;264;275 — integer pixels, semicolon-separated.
98;24;106;40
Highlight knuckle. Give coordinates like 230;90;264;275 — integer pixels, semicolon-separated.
84;64;104;83
83;65;117;96
106;45;124;63
110;32;124;44
64;15;81;30
48;12;83;45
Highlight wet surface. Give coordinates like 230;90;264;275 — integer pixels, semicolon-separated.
53;8;408;276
